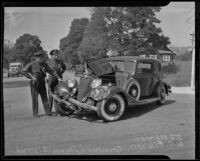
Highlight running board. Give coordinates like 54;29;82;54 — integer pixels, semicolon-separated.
128;97;160;106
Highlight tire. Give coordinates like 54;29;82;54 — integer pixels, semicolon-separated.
127;80;141;100
97;94;126;122
157;86;166;105
54;100;74;116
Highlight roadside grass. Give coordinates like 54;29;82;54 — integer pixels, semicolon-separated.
163;61;192;87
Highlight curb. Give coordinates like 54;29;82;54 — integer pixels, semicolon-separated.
171;87;195;94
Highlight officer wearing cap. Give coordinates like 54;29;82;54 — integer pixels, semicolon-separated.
22;50;58;118
46;49;66;113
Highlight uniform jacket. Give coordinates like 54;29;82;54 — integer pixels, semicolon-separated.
46;59;66;79
22;60;58;80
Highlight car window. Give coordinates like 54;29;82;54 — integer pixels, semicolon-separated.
136;62;153;74
109;60;136;73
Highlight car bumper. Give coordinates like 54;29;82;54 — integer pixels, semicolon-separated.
50;93;98;112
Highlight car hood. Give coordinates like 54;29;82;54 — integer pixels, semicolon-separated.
87;58;115;77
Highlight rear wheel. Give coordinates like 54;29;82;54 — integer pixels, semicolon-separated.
157;86;166;105
54;100;74;116
97;94;125;122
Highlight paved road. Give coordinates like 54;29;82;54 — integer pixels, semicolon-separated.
3;74;195;159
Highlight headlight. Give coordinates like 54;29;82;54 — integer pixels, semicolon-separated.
56;86;69;97
67;79;77;88
90;78;102;88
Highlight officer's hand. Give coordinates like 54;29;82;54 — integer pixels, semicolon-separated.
31;76;37;82
58;77;63;83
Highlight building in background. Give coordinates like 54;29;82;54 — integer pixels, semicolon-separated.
139;46;177;63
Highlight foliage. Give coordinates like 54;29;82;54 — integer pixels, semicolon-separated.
176;50;192;61
79;7;170;62
3;44;14;68
59;18;89;67
78;8;110;62
164;61;192;87
12;34;43;65
162;62;180;74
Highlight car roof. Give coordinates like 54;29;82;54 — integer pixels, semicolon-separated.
10;62;22;65
107;56;161;63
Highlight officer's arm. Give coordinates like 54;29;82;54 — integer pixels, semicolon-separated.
61;62;66;74
22;63;33;79
43;60;60;78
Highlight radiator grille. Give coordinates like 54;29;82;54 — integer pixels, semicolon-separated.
77;76;93;102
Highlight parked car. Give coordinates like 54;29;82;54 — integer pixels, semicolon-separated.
8;62;23;77
50;56;172;122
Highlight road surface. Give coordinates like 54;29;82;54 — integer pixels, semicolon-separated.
3;73;195;159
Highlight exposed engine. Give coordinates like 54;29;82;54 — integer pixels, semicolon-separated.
55;78;78;99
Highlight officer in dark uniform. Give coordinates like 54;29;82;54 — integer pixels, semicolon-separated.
47;49;66;112
22;51;58;118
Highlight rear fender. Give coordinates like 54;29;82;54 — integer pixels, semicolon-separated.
154;82;171;96
164;82;171;95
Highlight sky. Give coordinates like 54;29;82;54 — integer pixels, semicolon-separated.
4;2;195;53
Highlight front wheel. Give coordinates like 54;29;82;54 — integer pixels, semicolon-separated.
54;100;74;116
97;94;126;122
157;86;166;105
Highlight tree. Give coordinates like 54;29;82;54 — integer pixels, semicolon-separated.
59;18;89;66
79;7;110;62
80;7;170;59
12;34;43;65
3;40;14;68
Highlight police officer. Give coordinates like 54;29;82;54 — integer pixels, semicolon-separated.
47;49;66;112
22;51;58;118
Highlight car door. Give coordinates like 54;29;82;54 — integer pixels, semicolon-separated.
112;60;127;88
133;60;154;97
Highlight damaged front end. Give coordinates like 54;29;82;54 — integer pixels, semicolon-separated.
51;80;99;113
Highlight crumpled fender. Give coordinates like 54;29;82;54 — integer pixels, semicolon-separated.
88;85;124;101
87;86;111;101
154;81;171;96
88;85;141;104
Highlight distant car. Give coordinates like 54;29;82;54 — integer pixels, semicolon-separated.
50;56;172;122
8;62;23;77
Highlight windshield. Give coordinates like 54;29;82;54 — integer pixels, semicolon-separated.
108;60;136;73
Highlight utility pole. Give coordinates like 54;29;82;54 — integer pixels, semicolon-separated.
190;33;195;90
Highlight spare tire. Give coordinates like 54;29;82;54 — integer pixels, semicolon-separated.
126;80;141;100
156;86;166;105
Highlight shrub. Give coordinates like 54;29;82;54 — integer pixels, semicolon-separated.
162;62;180;74
163;61;192;87
176;51;192;61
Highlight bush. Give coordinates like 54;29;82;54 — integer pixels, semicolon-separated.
162;62;180;74
176;51;192;61
163;61;192;87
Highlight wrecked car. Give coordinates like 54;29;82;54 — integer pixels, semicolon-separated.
50;56;172;122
